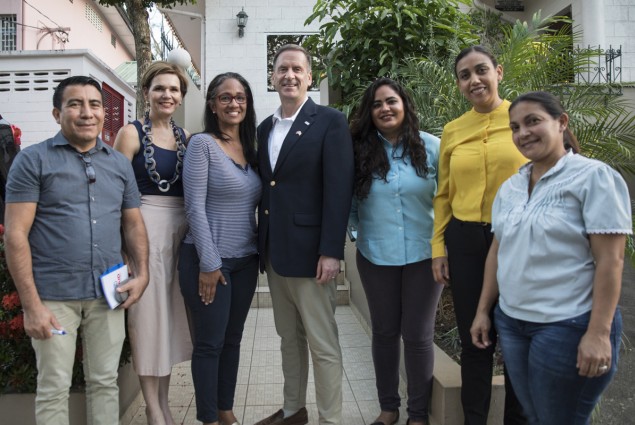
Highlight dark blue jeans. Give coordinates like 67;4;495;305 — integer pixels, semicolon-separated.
178;243;258;423
495;306;622;425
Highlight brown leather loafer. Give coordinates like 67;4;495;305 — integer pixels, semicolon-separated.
253;407;308;425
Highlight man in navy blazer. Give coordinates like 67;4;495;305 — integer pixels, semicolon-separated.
254;44;354;425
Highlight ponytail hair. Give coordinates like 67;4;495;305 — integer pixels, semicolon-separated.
509;91;580;153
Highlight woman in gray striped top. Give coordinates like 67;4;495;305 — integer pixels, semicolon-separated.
179;72;261;425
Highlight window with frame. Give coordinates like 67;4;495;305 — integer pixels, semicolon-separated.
266;34;321;92
0;15;17;51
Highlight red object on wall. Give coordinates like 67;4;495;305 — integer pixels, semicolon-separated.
10;125;21;146
102;83;125;146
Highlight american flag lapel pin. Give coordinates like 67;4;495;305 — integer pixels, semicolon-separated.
304;121;310;125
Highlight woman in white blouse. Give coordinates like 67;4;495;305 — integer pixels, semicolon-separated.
470;91;631;424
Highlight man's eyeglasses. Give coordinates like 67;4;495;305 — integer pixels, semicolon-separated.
216;94;247;105
79;154;96;184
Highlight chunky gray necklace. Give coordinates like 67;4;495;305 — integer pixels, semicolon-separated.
141;111;186;193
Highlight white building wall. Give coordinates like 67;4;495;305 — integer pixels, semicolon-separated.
604;0;635;83
0;50;136;149
203;0;322;123
478;0;634;83
172;73;205;134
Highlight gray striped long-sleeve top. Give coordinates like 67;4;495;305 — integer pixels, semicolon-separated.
182;133;262;272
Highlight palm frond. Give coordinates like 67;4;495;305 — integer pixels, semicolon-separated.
397;58;470;137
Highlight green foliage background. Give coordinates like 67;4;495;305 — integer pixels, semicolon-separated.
303;0;478;115
305;1;635;174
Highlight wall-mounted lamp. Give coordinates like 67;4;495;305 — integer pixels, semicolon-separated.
237;8;248;38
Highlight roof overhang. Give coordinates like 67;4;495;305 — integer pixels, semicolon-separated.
95;2;136;58
157;2;205;74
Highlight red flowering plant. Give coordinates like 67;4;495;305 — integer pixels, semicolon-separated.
0;223;39;392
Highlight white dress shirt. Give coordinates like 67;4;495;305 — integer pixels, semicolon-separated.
268;97;309;170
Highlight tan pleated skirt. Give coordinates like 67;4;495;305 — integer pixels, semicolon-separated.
128;195;192;376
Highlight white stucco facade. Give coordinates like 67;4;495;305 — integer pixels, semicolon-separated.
0;49;135;149
0;0;137;148
200;0;322;122
478;0;635;83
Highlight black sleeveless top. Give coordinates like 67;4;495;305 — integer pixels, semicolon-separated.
130;120;185;197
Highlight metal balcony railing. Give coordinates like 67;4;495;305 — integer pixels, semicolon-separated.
574;45;623;96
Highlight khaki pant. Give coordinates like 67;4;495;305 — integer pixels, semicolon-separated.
266;261;343;425
32;299;125;425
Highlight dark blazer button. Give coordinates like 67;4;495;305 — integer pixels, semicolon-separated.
270;181;276;187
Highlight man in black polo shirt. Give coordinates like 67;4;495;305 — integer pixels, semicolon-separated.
4;76;149;425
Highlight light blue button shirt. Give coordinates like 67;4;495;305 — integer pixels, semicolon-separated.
493;151;632;323
349;131;439;266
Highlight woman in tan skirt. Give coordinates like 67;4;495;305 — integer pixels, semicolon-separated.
114;61;192;425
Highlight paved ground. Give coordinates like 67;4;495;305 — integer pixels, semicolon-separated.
125;306;410;425
124;266;635;425
596;261;635;424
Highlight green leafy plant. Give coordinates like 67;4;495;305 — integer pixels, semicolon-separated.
0;224;39;393
393;11;635;170
303;0;478;112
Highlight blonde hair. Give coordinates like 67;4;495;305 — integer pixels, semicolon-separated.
140;61;189;98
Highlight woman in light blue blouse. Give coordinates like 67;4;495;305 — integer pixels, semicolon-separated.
470;91;631;424
349;78;443;425
179;72;261;425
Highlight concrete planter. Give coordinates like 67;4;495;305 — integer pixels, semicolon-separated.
429;343;505;425
0;363;141;425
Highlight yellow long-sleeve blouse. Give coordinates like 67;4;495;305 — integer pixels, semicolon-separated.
431;100;528;258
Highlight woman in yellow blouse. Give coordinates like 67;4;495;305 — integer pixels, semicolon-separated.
431;45;527;425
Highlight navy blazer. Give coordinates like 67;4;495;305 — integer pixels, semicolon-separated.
257;98;354;276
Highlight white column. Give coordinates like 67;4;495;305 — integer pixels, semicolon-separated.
579;0;605;48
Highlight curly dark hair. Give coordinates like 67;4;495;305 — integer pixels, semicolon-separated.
203;72;257;167
350;77;428;199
